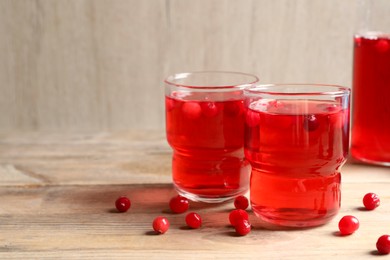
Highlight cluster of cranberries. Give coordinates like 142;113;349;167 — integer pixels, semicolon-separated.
115;194;202;234
115;192;389;254
114;194;251;236
337;192;390;254
230;196;251;236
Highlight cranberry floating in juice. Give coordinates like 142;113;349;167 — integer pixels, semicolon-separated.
165;72;258;203
244;84;350;227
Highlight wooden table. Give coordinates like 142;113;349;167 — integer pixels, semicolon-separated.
1;131;389;259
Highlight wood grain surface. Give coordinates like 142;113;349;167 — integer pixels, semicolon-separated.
1;131;390;259
0;0;362;132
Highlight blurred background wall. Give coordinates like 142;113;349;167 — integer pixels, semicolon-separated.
0;0;357;132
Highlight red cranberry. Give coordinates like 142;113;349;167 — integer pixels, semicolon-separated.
115;196;131;212
376;235;390;254
338;215;359;235
224;101;243;117
200;102;220;117
185;212;202;229
303;114;319;131
182;102;201;119
152;216;170;234
234;219;251;236
354;36;362;47
234;195;249;210
376;39;390;53
165;97;175;112
268;100;286;110
169;195;189;214
363;192;380;210
229;209;249;226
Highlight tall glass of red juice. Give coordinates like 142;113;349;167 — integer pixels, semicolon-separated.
165;71;259;203
244;84;350;227
351;0;390;165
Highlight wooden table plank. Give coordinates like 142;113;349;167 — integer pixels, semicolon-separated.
0;131;389;259
0;183;389;259
0;131;172;186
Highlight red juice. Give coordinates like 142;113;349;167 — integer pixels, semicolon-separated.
166;94;250;202
351;33;390;165
245;99;349;227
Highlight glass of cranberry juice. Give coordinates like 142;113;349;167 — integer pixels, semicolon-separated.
351;0;390;166
165;71;259;203
244;84;350;227
351;34;390;165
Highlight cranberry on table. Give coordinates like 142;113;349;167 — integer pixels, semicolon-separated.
376;235;390;254
169;195;189;214
229;209;249;226
115;196;131;212
338;215;359;235
152;216;170;234
234;195;249;210
185;212;202;229
234;219;251;236
363;192;380;210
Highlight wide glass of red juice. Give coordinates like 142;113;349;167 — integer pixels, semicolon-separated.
165;71;258;203
244;84;350;227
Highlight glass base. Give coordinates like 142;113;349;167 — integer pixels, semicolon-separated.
252;207;338;228
174;184;247;203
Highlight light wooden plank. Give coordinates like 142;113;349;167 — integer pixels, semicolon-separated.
0;131;172;186
0;182;389;259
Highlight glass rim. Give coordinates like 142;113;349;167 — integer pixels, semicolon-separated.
245;83;350;96
354;31;390;39
164;71;259;90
